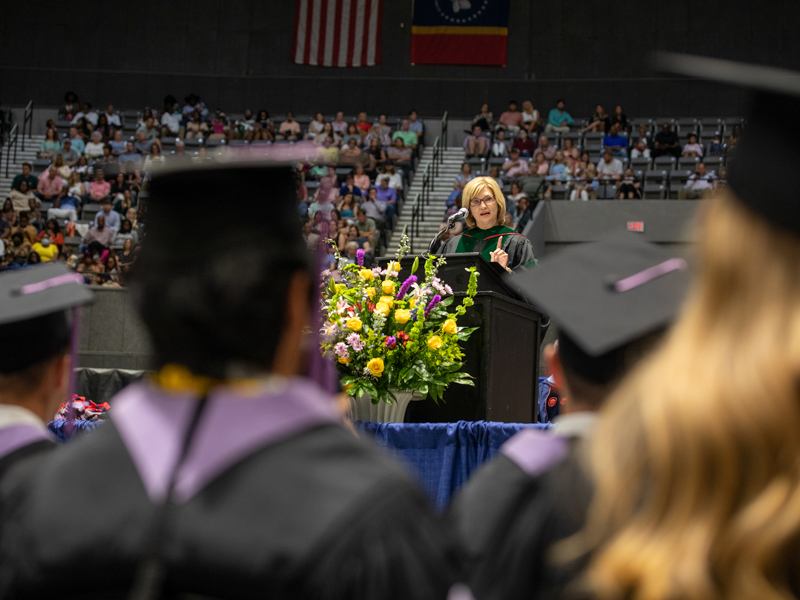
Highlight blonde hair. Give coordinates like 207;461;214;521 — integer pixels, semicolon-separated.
461;177;506;229
577;192;800;600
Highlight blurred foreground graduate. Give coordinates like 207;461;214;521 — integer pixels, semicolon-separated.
572;55;800;600
0;264;93;480
0;157;458;599
449;237;690;600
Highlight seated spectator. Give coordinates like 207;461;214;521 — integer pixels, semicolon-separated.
546;99;575;133
464;125;488;158
74;117;93;142
119;142;143;171
89;169;112;203
117;238;136;270
361;187;386;224
114;190;133;217
12;212;38;245
161;103;184;139
512;129;536;157
92;144;120;178
84;214;114;248
185;111;209;140
134;130;160;155
23;250;41;268
498;101;523;134
36;165;65;203
36;218;64;249
446;181;462;209
8;181;36;213
377;164;403;192
31;232;58;262
207;111;229;141
94;114;112;142
230;108;256;142
355;112;372;135
545;151;569;182
682;133;704;157
307;113;326;139
315;136;339;164
725;124;742;154
109;130;126;156
309;176;339;218
316;122;341;147
471;103;493;131
331;111;348;137
339;174;364;200
251;110;272;142
353;164;370;195
143;144;166;170
93;197;120;232
392;120;418;150
114;219;139;245
355;208;378;248
102;254;121;286
51;154;71;180
631;124;653;159
569;163;599;200
110;172;131;201
455;163;475;190
12;162;37;193
337;192;358;219
76;252;104;284
365;138;387;177
678;162;715;199
1;199;16;226
105;104;121;129
507;182;527;214
342;123;363;148
67;126;86;155
5;232;30;265
72;102;98;127
408;110;424;140
374;178;398;224
617;167;642;199
653;122;681;158
531;151;550;176
57;139;80;168
532;135;557;162
603;124;629;159
373;114;390;137
387;138;413;172
125;207;139;230
511;195;530;229
491;130;509;158
610;105;629;132
573;152;592;178
562;138;580;170
706;133;723;157
597;149;624;180
521;100;540;133
39;128;61;160
85;131;105;159
582;104;611;133
502;148;529;179
59;91;79;121
66;171;86;200
26;197;42;230
364;124;391;149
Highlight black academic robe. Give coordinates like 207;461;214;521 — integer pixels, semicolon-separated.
439;225;537;272
448;432;592;600
0;440;53;482
0;408;459;599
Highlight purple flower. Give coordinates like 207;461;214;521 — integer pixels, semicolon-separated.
347;333;366;352
334;342;350;359
396;275;417;300
356;249;365;266
425;294;442;317
385;336;397;350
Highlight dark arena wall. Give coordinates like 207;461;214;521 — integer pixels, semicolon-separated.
2;0;799;116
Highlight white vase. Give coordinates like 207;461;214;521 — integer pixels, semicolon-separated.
348;390;423;423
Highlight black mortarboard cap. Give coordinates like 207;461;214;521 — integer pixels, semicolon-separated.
655;52;800;238
0;264;93;373
515;237;690;382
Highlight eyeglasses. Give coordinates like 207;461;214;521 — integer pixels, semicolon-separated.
470;196;496;208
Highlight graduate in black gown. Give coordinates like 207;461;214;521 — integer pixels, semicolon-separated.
0;157;459;599
448;237;690;600
439;176;537;272
0;264;93;481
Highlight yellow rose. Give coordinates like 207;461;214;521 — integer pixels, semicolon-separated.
367;358;385;377
342;382;353;392
375;302;390;317
442;319;458;335
346;317;362;332
365;287;376;299
393;262;402;272
360;269;373;281
338;356;351;364
427;335;443;350
394;309;411;324
409;298;416;308
381;280;396;295
379;296;394;308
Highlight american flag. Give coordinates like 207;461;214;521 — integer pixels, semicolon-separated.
293;0;383;67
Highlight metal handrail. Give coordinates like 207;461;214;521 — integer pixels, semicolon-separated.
4;123;18;178
441;110;448;150
21;101;33;151
431;136;440;178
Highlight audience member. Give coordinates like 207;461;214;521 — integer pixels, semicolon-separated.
331;111;348;137
491;130;509;158
307;113;326;139
339;137;363;165
105;104;122;128
706;133;723;157
408;110;424;140
109;130;126;156
88;170;111;203
364;124;391;148
161;103;183;138
387;138;413;172
355;111;372;135
361;187;386;224
343;124;363;147
355;207;379;248
603;124;629;159
12;212;38;245
31;233;58;261
114;219;139;245
502;149;528;179
84;131;105;159
678;162;715;199
375;114;392;137
12;163;38;194
119;142;143;171
630;124;653;158
532;135;557;162
84;214;113;248
472;103;493;131
1;199;16;227
36;218;64;249
254;110;274;141
464;125;488;158
546;99;574;133
185;111;209;140
143;144;165;170
353;164;370;195
597;149;624;180
94;198;121;231
616;168;642;199
71;103;98;127
68;126;86;155
374;178;398;223
339;174;364;200
498;101;523;134
36;165;64;203
57;139;80;167
455;163;475;190
610;105;629;132
59;91;79;120
38;128;61;159
377;164;403;192
583;104;610;133
562;138;580;170
521;100;540;133
8;181;35;213
392;120;418;150
682;133;704;157
512;129;536;157
653;122;681;158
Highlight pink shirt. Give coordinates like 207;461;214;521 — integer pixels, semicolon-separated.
37;172;64;196
354;174;370;192
89;180;111;199
502;159;529;178
499;111;523;128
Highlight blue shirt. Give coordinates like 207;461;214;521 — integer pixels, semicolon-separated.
409;121;423;133
603;134;628;149
109;140;126;154
94;208;121;231
547;109;574;127
375;186;397;203
69;137;85;154
60;196;80;210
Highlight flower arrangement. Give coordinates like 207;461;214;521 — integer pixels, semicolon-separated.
320;235;479;405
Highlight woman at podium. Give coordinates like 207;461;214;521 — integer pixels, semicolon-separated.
439;177;537;273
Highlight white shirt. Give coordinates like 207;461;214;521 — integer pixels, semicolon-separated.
72;111;98;126
161;112;182;134
0;404;47;431
596;157;623;177
685;172;715;191
85;142;105;158
105;112;122;127
377;172;402;190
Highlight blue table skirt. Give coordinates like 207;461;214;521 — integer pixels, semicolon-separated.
356;421;551;511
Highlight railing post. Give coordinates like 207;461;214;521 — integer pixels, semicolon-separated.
441;111;448;150
22;101;33;151
5;124;18;178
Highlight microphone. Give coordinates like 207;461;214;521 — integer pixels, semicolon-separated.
448;207;468;223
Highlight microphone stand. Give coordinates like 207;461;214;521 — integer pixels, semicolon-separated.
427;218;459;256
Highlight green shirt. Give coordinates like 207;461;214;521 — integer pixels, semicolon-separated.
392;130;418;147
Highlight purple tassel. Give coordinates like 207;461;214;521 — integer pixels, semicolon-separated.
396;275;417;300
356;249;364;266
425;294;442;317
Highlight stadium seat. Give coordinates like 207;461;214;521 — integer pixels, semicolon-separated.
644;184;666;199
33;158;51;170
654;156;677;170
630;156;651;170
549;184;569;200
703;156;724;170
646;169;669;184
679;156;700;170
669;170;694;198
81;203;102;221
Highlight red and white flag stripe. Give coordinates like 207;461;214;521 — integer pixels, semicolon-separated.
293;0;382;67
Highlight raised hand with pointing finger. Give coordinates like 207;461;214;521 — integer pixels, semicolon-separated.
489;236;509;270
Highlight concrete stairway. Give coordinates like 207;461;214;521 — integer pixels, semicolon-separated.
388;147;465;255
1;134;45;193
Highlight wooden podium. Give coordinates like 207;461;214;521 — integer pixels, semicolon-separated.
378;253;543;423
